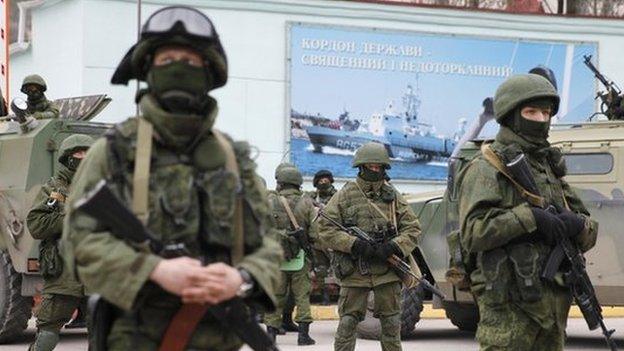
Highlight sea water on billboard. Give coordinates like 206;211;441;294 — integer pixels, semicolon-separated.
289;24;597;181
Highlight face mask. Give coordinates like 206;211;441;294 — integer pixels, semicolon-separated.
316;182;332;193
66;157;82;171
26;91;44;101
511;99;554;140
358;166;384;182
147;61;211;114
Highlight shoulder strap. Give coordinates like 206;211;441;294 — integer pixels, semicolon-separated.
278;195;301;230
212;129;244;265
132;117;153;224
480;143;545;208
353;181;392;222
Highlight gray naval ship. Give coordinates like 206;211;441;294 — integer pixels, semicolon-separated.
305;85;461;162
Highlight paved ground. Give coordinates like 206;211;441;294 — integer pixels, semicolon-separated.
5;317;624;350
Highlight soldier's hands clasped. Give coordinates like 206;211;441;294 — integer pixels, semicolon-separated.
181;262;244;305
149;256;204;296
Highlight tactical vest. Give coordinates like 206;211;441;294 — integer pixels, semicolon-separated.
269;191;305;260
104;118;266;267
452;143;568;304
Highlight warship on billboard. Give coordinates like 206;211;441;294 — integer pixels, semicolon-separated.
304;85;459;162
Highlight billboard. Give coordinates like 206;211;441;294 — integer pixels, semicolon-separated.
288;23;598;181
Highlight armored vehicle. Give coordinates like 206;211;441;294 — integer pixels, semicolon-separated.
357;115;624;339
0;95;110;343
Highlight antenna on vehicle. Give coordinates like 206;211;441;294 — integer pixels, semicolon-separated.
135;0;142;116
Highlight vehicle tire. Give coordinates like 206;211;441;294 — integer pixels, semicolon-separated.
356;284;425;340
443;300;479;332
0;250;33;343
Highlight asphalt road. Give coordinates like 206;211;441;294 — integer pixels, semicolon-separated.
5;317;624;351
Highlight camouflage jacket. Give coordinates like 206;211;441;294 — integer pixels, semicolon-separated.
268;188;317;263
458;126;598;328
62;95;282;350
26;165;83;296
27;96;59;119
318;177;420;287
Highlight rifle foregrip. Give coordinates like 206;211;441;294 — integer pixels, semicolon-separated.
541;245;565;281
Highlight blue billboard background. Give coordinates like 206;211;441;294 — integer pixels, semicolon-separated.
289;23;598;181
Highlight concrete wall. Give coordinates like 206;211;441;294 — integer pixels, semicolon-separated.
9;0;624;192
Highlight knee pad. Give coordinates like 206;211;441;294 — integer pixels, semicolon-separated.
32;330;60;351
336;315;359;336
380;314;401;337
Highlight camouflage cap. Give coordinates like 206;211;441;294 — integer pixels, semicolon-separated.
352;142;391;169
493;74;560;122
276;166;303;187
58;134;95;165
21;74;47;93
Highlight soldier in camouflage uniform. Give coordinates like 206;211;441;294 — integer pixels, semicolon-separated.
458;74;598;350
62;6;282;351
318;142;420;351
306;169;337;305
26;134;94;351
265;166;316;345
21;75;60;120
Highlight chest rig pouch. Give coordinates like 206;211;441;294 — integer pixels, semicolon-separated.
478;248;512;306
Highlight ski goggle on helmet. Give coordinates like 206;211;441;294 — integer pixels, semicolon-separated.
141;6;217;40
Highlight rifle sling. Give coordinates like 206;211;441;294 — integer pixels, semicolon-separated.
158;129;245;351
480;144;546;208
132;117;153;224
279;195;301;230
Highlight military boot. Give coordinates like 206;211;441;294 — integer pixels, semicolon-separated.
321;289;331;305
267;326;280;342
29;330;60;351
297;322;316;346
281;311;298;332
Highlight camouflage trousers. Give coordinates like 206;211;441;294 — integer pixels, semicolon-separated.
312;248;331;290
29;293;82;351
335;281;402;351
475;298;569;351
35;293;82;333
265;263;313;327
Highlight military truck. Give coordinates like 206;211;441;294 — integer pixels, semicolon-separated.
0;95;110;343
357;114;624;339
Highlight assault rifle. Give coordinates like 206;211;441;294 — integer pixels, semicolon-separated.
315;210;445;299
583;55;623;121
74;180;279;351
506;154;618;351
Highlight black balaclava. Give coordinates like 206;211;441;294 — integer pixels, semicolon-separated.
358;166;385;182
146;60;213;115
503;98;554;141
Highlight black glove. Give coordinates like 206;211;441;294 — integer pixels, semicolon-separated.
375;241;401;260
351;239;375;259
557;211;586;239
530;208;566;246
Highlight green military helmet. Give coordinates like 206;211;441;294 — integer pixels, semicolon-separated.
20;74;47;93
352;142;391;169
276;166;303;187
493;74;560;122
58;134;94;165
111;6;227;90
274;162;296;179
